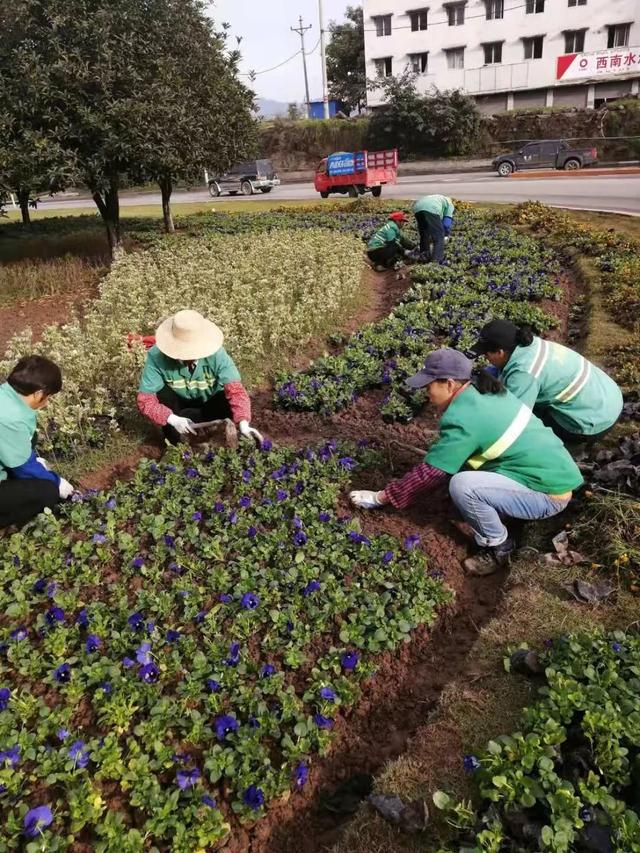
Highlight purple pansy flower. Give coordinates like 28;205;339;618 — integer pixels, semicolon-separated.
276;489;288;502
404;534;421;550
101;682;112;694
0;745;20;767
23;805;53;838
382;551;394;564
228;510;238;525
318;511;331;522
242;470;252;482
202;794;217;808
122;657;135;668
320;686;336;702
139;662;160;683
338;457;357;470
341;651;359;671
105;497;117;510
192;511;203;522
136;643;152;665
219;593;233;604
293;531;308;547
68;740;89;769
314;713;334;730
166;630;181;643
224;641;241;666
10;626;28;642
0;687;10;710
243;784;265;811
206;678;221;693
92;533;107;545
260;664;276;678
164;534;176;548
239;495;251;508
463;755;481;773
213;501;225;513
247;526;258;539
57;729;69;741
185;468;199;478
260;438;273;452
128;612;145;632
76;609;89;628
45;607;65;626
214;714;239;741
302;580;321;596
177;767;201;790
33;578;47;594
132;556;144;569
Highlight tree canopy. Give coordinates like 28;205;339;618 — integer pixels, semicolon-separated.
326;6;366;114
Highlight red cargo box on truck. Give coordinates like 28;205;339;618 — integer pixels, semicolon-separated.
314;149;398;198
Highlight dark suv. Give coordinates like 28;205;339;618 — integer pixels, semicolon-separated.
493;141;598;177
208;159;280;197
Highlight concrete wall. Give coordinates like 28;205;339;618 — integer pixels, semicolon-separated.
363;0;640;110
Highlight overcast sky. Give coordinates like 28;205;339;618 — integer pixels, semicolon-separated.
209;1;358;103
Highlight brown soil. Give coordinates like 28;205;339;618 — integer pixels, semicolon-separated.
0;287;96;352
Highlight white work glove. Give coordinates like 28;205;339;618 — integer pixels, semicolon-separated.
58;478;75;500
239;420;263;444
167;414;196;435
444;236;450;244
36;457;50;470
349;490;385;509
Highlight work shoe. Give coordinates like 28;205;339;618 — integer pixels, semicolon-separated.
464;536;515;576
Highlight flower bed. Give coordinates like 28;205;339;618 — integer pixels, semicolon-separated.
0;442;451;849
274;210;561;420
433;630;640;852
0;227;363;458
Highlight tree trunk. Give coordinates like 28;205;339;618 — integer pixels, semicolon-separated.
17;188;31;226
159;175;174;234
92;176;124;259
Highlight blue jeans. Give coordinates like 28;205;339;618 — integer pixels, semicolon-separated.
449;471;571;547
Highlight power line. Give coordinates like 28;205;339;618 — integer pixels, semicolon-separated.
240;37;319;78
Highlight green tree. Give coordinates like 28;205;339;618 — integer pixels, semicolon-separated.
366;72;482;159
326;6;366;114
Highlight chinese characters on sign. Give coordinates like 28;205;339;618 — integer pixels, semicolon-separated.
557;47;640;80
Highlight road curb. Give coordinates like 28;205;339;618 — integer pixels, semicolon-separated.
508;167;640;180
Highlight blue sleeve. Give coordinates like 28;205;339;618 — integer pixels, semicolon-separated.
442;216;453;234
8;450;60;484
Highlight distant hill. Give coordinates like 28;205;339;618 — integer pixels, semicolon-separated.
256;97;293;118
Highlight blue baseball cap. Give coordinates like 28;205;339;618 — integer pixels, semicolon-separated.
405;348;473;390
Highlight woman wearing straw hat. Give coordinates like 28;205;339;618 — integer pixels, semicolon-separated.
350;348;583;576
137;310;263;446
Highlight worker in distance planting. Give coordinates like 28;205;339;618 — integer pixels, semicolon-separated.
413;194;455;263
137;309;263;446
0;355;75;529
366;211;417;271
350;348;583;576
471;319;623;446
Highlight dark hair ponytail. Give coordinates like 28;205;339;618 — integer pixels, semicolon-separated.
472;369;506;395
514;325;534;347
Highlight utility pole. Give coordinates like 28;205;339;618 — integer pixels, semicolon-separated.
318;0;330;119
291;15;312;119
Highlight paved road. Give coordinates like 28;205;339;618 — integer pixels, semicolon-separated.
37;170;640;215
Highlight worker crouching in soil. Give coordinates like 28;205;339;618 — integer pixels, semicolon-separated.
137;310;263;446
350;349;584;576
0;356;74;529
471;319;623;447
413;194;455;263
366;211;417;271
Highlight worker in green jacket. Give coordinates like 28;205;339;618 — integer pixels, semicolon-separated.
471;320;623;445
350;348;583;576
413;194;455;262
366;211;416;271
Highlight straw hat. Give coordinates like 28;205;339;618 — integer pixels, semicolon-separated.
155;310;224;361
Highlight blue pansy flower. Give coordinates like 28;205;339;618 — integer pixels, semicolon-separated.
247;526;258;539
214;714;239;741
101;682;112;694
122;657;135;668
241;592;260;610
85;635;102;653
57;729;69;741
192;511;203;522
318;511;331;522
404;534;421;550
382;551;394;564
260;439;273;452
45;607;65;626
206;678;221;693
463;755;481;773
23;805;53;838
0;745;20;767
164;534;176;548
76;609;89;628
105;497;117;510
219;593;233;604
0;687;10;710
242;470;252;482
136;643;152;665
166;630;181;643
294;762;309;789
128;612;145;632
293;531;308;547
260;664;276;678
302;580;321;596
10;626;28;641
68;740;89;769
202;794;217;808
276;489;288;502
33;578;47;594
213;502;225;513
54;663;71;684
239;495;251;508
320;686;336;702
612;642;622;653
243;784;265;811
132;556;144;569
139;662;160;683
314;713;334;730
338;457;357;470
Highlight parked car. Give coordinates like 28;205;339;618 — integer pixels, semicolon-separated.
314;149;398;198
492;141;598;177
208;160;280;197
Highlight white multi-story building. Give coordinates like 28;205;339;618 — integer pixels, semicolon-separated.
363;0;640;112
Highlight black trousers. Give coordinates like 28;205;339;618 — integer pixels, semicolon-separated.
367;243;401;268
0;478;59;529
538;407;616;448
415;211;445;262
158;386;233;445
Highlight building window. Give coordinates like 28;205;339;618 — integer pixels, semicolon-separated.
374;57;393;77
409;51;429;73
373;14;392;37
564;29;586;52
446;3;466;26
485;0;504;19
409;8;429;31
568;0;586;5
523;35;544;59
607;23;630;48
445;46;465;69
526;0;544;13
483;41;503;64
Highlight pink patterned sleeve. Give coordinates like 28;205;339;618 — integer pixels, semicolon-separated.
224;381;252;424
384;463;449;510
137;392;172;426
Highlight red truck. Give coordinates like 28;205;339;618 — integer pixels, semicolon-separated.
314;149;398;198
